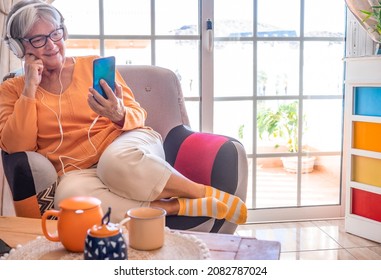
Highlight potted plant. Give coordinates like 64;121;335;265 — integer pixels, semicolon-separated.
360;1;381;35
257;101;315;173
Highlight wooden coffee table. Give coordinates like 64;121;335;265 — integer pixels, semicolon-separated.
0;216;280;260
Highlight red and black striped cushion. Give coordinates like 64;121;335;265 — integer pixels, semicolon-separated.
164;125;240;232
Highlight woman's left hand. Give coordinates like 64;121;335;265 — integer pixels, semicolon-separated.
88;80;126;125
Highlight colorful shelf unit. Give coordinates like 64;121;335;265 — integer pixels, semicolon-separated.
344;56;381;243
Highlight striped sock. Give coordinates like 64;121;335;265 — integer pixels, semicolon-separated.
205;186;247;224
177;197;228;220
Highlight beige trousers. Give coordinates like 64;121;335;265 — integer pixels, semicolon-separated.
55;129;173;222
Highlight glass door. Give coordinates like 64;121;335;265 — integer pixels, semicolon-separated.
210;0;346;222
54;0;347;222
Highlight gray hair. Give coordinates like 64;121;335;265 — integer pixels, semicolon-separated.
5;0;64;41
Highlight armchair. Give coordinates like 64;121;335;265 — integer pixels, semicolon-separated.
0;65;248;234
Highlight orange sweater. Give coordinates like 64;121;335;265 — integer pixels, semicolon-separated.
0;56;147;175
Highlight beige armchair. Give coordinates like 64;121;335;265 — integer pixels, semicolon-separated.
0;65;248;234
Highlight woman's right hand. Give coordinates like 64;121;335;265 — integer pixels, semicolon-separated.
23;54;44;98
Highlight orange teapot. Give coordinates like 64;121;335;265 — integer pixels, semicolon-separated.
41;196;103;252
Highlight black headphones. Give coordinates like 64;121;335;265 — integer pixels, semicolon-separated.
6;2;68;59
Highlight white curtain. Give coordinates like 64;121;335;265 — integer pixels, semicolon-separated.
0;0;54;80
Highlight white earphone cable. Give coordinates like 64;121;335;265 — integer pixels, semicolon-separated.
58;115;99;174
40;57;98;174
43;58;65;156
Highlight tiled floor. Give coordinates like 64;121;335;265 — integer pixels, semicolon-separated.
235;219;381;260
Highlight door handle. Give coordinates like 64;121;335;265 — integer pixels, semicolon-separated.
206;19;213;52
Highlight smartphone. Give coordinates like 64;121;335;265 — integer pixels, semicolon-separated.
0;239;12;256
93;56;116;99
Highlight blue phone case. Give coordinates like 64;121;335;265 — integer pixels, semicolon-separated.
93;56;116;99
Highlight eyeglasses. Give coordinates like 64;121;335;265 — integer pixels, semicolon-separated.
21;27;64;48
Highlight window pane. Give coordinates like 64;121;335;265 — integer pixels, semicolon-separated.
303;41;345;95
214;41;253;97
256;160;298;208
104;40;151;65
155;0;199;35
155;40;199;98
257;42;299;96
303;100;343;152
304;0;346;37
214;100;253;154
104;0;151;35
257;0;300;37
65;39;100;56
214;0;253;37
246;158;254;208
184;101;200;132
257;100;299;154
301;155;341;206
54;0;99;35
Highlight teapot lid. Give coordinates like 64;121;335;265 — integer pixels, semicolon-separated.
59;196;101;210
89;224;120;237
89;207;120;237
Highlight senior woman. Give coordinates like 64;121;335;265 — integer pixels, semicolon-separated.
0;0;247;224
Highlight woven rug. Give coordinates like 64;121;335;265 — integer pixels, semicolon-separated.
1;228;210;260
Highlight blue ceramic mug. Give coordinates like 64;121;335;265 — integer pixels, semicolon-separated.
84;207;127;260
